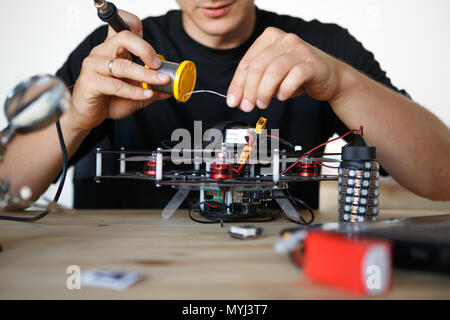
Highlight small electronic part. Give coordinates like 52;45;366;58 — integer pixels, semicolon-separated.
143;158;165;176
296;161;319;177
238;144;252;164
255;117;267;134
210;152;233;179
225;128;249;145
229;225;263;239
81;269;144;291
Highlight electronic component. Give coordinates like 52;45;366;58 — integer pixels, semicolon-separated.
338;134;380;222
302;231;392;295
143;158;165;176
229;226;263;239
81;269;144;291
255;117;267;134
296;161;318;177
210;153;233;179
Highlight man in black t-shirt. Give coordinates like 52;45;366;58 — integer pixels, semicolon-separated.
1;1;449;209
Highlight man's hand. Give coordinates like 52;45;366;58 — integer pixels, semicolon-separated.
69;10;171;132
227;27;345;112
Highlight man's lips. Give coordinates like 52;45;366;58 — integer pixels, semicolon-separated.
200;2;234;18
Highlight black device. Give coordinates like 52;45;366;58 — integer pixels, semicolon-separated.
355;214;450;274
93;0;142;65
281;214;450;274
94;118;361;226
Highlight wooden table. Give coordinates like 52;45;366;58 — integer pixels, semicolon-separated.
0;209;449;299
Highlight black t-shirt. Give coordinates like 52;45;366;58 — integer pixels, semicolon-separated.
56;8;404;209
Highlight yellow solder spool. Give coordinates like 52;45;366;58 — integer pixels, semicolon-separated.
143;55;197;103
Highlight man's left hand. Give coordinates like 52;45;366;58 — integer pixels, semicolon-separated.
227;27;347;112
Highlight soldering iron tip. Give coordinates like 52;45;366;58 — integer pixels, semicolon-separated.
94;0;108;11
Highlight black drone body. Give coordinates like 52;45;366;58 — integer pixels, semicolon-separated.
94;119;346;226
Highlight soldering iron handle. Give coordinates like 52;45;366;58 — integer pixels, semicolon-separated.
97;1;130;33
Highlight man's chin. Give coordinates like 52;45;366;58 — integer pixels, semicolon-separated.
197;20;239;37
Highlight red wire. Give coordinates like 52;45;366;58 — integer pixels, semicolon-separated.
206;202;219;208
281;130;357;176
266;134;286;142
231;167;240;174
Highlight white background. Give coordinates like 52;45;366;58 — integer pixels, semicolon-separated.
0;0;449;208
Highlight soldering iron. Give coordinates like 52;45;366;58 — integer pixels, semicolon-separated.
94;0;130;33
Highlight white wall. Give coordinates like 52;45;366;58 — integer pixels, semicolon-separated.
0;0;449;208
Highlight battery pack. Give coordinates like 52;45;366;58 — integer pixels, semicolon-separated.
302;231;392;295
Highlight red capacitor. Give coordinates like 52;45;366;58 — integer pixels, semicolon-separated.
302;231;392;295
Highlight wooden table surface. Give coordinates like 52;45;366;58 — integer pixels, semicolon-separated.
0;209;449;300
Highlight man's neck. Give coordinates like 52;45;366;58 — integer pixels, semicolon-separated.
181;10;256;50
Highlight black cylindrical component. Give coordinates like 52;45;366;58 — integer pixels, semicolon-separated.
342;134;376;161
96;1;130;33
338;134;380;223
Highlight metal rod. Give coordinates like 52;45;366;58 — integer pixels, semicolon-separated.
200;187;205;211
273;148;280;183
96;148;102;182
226;191;232;215
120;147;126;174
156;148;163;184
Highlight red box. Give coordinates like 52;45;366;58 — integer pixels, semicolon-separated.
302;231;393;295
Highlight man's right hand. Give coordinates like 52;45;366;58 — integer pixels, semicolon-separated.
69;10;171;132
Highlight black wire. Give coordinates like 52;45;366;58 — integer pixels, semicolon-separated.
0;120;68;222
188;200;276;224
283;189;315;225
291;196;315;223
160;140;176;150
267;136;296;151
187;192;315;226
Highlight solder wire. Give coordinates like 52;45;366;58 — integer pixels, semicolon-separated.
180;90;227;101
